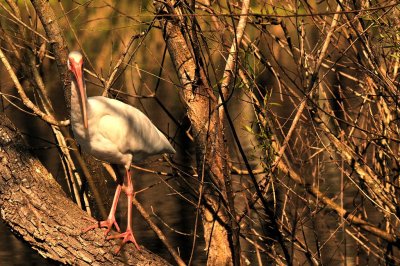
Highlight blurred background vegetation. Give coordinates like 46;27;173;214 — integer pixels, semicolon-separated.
1;0;400;265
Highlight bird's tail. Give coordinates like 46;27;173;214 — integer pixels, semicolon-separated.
163;142;176;154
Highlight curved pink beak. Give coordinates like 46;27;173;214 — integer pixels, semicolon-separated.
70;61;88;129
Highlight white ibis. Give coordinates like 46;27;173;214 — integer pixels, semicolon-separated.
67;51;175;253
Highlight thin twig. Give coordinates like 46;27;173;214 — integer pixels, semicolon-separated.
0;49;69;126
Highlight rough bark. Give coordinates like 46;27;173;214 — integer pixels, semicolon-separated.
30;0;70;109
0;113;170;265
157;8;234;266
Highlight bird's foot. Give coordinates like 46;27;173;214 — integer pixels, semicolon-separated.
82;216;121;236
107;229;141;253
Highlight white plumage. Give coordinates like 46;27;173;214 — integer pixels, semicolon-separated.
68;51;175;253
71;96;175;166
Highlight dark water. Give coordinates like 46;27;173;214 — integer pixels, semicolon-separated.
0;170;203;265
0;151;203;265
0;221;53;265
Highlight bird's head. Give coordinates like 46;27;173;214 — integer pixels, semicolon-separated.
68;51;88;129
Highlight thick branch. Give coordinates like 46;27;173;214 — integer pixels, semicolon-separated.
0;114;170;265
30;0;70;109
157;5;234;265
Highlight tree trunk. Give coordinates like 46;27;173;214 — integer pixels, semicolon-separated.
30;0;70;109
156;5;236;265
0;113;170;265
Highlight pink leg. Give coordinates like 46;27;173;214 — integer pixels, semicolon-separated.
83;184;122;235
108;169;140;253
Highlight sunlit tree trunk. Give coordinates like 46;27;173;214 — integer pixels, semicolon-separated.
157;5;238;266
0;114;170;265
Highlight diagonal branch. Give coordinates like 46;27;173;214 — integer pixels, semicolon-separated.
0;114;170;265
0;49;69;127
277;159;399;245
